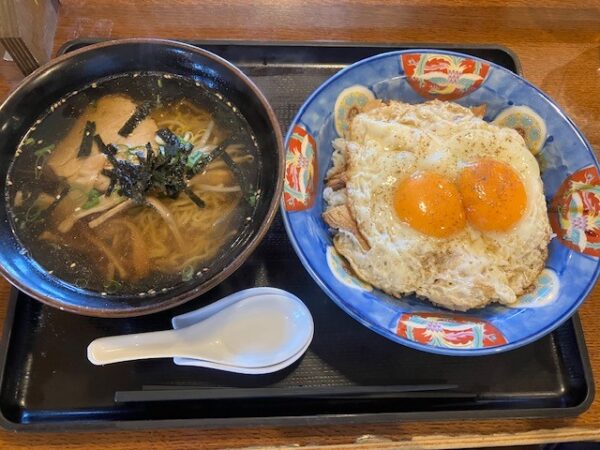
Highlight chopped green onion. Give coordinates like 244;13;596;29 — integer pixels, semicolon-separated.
103;279;121;294
34;144;55;157
181;265;194;282
247;191;259;207
82;188;101;210
186;149;206;168
33;144;55;179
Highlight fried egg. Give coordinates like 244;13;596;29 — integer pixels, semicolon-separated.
323;100;551;311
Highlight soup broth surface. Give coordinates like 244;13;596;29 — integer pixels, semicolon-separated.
6;73;260;295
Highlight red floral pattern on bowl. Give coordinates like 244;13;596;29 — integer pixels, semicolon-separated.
396;312;507;349
284;124;317;212
550;166;600;257
401;53;490;100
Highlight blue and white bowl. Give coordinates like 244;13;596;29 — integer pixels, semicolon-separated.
281;50;600;356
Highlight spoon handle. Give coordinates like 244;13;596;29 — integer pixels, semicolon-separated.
87;329;181;365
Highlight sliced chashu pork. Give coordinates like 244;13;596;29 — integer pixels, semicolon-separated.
47;94;159;193
322;204;370;251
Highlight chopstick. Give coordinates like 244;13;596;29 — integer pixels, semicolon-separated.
115;384;465;403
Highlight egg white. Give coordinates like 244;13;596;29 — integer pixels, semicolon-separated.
327;100;551;311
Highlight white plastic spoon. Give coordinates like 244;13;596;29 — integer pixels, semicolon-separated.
87;289;314;368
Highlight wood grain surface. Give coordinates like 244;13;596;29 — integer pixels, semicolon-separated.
0;0;599;448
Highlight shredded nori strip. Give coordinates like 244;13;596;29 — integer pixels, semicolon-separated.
219;149;250;201
156;128;193;156
100;143;152;204
188;139;232;176
93;134;106;152
45;185;70;216
95;135;118;196
100;131;244;209
77;121;96;158
184;187;205;208
118;101;152;137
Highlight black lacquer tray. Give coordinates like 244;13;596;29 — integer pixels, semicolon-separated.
0;41;593;431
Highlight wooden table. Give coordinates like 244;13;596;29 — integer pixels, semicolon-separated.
0;0;599;448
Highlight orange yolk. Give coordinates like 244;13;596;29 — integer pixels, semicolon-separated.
458;159;527;232
393;171;466;238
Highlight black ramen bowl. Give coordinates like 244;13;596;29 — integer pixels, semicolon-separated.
0;39;284;317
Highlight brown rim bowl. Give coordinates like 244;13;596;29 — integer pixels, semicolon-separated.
0;39;284;317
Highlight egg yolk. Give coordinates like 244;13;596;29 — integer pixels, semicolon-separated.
458;159;527;232
393;171;466;238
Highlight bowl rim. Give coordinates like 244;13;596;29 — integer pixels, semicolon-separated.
281;48;600;356
0;38;285;317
